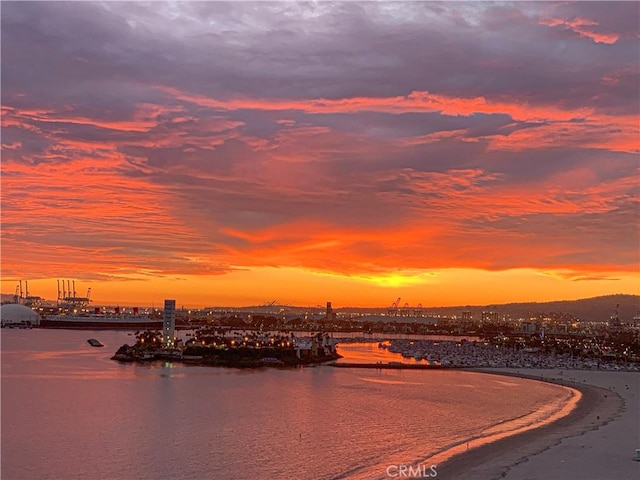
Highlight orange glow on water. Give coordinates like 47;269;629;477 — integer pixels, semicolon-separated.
425;378;582;467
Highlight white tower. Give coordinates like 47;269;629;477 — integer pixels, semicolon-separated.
163;299;176;347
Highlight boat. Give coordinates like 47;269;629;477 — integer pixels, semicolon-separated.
87;338;104;347
41;313;162;330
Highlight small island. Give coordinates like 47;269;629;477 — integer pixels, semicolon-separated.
112;328;341;367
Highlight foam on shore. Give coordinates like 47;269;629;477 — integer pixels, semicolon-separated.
434;369;636;480
415;374;581;475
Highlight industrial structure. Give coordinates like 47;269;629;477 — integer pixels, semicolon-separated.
9;280;43;308
387;298;426;317
56;279;91;310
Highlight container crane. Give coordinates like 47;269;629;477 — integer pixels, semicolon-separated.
388;297;401;316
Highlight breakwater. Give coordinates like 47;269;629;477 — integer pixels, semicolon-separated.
330;362;457;370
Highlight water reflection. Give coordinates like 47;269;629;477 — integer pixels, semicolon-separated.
336;341;429;364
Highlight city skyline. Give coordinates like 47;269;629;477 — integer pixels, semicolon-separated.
2;1;639;308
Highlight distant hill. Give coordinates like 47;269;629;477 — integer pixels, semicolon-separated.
420;294;640;322
337;294;640;322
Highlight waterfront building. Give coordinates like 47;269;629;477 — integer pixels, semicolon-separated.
482;310;499;324
163;299;176;346
326;301;334;322
521;321;539;334
0;303;40;327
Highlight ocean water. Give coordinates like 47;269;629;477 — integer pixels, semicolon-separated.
1;329;573;480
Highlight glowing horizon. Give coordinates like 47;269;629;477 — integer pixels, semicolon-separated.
1;2;638;309
2;267;638;310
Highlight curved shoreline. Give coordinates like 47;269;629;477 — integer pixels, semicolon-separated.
416;375;581;471
433;369;627;480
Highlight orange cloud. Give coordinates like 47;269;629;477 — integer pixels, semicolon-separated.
541;17;620;44
156;84;593;123
154;85;639;158
485;115;639;154
2;104;178;133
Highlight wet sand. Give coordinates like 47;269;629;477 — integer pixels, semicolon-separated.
435;369;639;480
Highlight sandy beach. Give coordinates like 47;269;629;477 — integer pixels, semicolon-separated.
435;368;639;480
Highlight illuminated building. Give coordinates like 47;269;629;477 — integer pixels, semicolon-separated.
163;299;176;346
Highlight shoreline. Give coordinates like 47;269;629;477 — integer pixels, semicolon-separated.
433;368;636;480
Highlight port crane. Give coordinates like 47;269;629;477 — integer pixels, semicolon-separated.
23;281;42;307
387;298;427;317
56;279;91;310
388;297;401;316
12;280;42;307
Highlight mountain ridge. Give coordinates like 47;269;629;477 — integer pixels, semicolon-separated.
338;294;640;322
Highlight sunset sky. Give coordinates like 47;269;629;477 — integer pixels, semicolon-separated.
1;1;638;309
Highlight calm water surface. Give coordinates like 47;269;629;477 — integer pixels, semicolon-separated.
1;329;571;480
